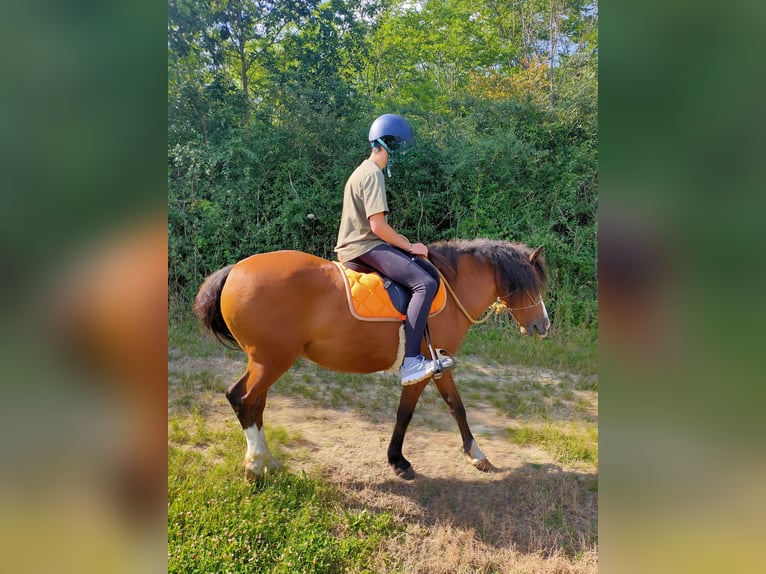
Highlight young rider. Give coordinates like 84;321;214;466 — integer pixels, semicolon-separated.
335;114;442;385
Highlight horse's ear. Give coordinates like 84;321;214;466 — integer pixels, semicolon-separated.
529;245;544;263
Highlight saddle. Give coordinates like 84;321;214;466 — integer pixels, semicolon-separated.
334;261;447;322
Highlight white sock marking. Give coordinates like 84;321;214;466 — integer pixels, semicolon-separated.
243;424;279;477
244;425;270;460
469;440;486;464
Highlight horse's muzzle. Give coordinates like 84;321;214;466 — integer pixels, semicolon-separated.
520;319;550;338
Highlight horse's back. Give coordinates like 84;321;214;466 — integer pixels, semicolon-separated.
218;250;401;372
219;251;343;346
235;249;326;270
222;250;338;304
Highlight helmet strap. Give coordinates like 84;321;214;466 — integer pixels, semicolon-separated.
373;138;393;177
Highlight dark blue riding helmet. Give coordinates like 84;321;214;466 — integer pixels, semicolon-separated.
368;114;415;176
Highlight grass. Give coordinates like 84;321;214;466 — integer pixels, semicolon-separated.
460;315;597;374
170;369;231;411
168;414;399;574
168;315;598;572
168;308;244;361
508;424;598;466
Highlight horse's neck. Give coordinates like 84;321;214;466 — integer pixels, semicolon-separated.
452;257;498;317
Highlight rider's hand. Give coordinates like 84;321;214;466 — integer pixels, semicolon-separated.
409;242;428;257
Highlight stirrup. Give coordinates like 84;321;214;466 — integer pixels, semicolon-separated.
435;349;455;370
430;348;455;380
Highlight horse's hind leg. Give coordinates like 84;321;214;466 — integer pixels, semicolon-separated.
225;360;289;481
434;371;497;472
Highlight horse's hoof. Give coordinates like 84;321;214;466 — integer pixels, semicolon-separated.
472;458;497;473
244;456;282;482
245;466;260;483
392;463;415;480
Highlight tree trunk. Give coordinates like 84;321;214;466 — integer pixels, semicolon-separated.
548;0;560;105
240;46;250;125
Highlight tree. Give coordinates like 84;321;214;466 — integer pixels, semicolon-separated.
167;0;599;328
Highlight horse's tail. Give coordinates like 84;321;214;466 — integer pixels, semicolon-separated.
193;264;240;349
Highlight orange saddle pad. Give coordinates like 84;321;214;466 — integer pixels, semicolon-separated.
334;262;447;322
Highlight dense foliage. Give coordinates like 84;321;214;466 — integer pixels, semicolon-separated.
168;0;598;329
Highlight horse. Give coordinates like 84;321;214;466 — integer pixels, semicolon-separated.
193;238;550;481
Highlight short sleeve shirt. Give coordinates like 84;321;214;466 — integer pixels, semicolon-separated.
334;158;389;262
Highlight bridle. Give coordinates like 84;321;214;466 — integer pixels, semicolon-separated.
503;289;544;313
435;267;544;325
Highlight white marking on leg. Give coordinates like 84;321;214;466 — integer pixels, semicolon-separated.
244;424;268;459
244;424;280;478
468;439;486;465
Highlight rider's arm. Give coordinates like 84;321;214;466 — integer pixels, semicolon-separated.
369;212;428;256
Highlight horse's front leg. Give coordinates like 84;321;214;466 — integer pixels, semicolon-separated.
387;380;429;480
433;371;497;472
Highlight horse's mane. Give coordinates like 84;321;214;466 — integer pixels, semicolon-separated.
428;238;548;295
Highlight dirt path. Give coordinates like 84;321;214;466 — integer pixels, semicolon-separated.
171;354;598;573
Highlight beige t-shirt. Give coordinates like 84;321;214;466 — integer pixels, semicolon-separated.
334;158;389;262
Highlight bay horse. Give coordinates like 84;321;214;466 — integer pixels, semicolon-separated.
193;239;550;481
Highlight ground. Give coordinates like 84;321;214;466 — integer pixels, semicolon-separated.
169;349;598;573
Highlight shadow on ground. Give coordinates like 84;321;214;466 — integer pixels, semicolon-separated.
337;462;597;557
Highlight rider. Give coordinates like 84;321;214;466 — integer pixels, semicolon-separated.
335;114;442;385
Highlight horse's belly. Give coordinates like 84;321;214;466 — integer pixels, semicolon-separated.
303;320;403;374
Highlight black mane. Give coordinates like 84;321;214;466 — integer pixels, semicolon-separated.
428;238;548;296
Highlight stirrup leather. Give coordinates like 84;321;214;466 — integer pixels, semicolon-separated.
424;324;455;380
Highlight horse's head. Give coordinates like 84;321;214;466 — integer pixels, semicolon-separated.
429;238;552;337
502;245;550;338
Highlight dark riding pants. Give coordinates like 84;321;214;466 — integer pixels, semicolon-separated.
354;244;440;357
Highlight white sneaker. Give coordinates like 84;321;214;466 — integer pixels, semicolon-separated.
400;355;436;386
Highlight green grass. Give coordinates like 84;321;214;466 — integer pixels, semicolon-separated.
169;314;244;361
460;316;597;374
168;415;399;574
508;423;598;466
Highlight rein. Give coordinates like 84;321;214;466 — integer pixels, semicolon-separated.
435;268;505;325
435;268;543;325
